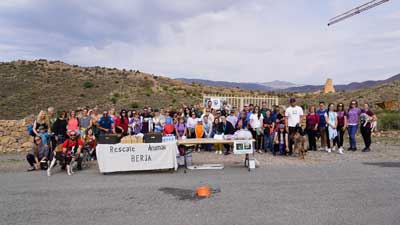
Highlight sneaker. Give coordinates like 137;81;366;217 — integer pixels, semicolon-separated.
362;148;370;152
27;167;36;172
47;169;51;177
319;147;325;151
326;148;332;153
215;151;218;154
338;147;344;154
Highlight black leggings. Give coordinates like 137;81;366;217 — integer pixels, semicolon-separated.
337;126;345;148
326;128;339;148
307;129;317;150
360;126;372;148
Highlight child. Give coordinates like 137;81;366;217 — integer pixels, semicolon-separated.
38;126;49;146
84;128;97;160
194;119;204;152
273;124;289;156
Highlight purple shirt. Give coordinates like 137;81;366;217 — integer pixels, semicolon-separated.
347;108;361;125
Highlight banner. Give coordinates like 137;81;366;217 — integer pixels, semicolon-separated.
96;142;178;173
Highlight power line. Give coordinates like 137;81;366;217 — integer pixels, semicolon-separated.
328;0;390;26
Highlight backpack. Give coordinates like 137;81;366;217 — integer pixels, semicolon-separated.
27;124;35;136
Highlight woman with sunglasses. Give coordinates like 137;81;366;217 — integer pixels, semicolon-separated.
26;137;49;171
347;100;362;151
336;103;347;154
115;109;129;136
186;111;198;138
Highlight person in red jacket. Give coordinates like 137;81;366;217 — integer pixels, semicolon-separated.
115;109;129;136
306;105;320;151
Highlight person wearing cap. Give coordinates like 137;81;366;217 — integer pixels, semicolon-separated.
273;124;289;155
98;111;116;135
285;98;304;155
61;131;84;172
37;125;50;145
194;119;205;152
195;119;204;138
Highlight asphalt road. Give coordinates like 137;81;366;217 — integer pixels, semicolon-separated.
1;161;399;225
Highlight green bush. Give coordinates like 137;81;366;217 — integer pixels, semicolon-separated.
130;102;139;109
83;81;94;88
377;111;400;130
110;96;117;104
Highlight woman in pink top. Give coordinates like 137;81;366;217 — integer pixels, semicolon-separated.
67;110;80;134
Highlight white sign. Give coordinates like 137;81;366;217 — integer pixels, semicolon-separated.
233;140;254;155
96;142;178;173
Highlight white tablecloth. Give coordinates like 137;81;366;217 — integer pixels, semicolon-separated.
96;142;178;173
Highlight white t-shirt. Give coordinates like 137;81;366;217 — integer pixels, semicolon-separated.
186;117;198;129
250;113;263;128
285;106;303;127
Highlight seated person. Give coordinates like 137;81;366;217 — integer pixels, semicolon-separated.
26;136;49;171
84;128;97;160
273;124;289;156
60;131;84;172
98;111;115;135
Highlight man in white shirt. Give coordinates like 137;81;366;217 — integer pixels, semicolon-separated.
285;98;304;155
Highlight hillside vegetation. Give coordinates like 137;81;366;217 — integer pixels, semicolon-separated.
0;60;273;119
1;60;398;120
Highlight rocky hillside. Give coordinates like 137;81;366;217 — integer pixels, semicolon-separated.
0;60;276;119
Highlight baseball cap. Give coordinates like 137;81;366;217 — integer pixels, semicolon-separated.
289;98;296;103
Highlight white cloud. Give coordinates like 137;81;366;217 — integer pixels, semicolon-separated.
1;0;400;85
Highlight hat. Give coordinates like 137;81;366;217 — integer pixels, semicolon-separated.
289;98;296;103
197;118;202;123
279;124;285;129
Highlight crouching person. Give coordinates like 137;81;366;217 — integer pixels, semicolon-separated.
27;137;49;171
273;124;289;156
47;131;83;176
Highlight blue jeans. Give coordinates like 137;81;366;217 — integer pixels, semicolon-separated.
348;125;358;148
263;133;273;152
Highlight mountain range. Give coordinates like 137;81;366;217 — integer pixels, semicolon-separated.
178;74;400;92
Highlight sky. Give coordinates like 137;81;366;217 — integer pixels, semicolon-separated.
0;0;399;85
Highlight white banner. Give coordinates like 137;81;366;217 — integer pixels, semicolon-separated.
96;142;178;173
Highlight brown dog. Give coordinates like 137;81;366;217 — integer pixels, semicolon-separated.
292;132;306;159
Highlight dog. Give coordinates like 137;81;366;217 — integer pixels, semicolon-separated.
360;113;377;132
292;131;306;160
47;144;75;176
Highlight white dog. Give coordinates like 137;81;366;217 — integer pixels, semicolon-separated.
47;145;76;176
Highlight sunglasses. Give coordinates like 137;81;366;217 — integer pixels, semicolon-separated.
35;139;41;141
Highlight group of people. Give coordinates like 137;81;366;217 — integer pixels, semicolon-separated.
26;98;377;172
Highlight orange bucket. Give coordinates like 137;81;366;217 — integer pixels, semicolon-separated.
196;186;211;197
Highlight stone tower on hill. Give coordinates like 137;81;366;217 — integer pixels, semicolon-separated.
323;78;335;93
